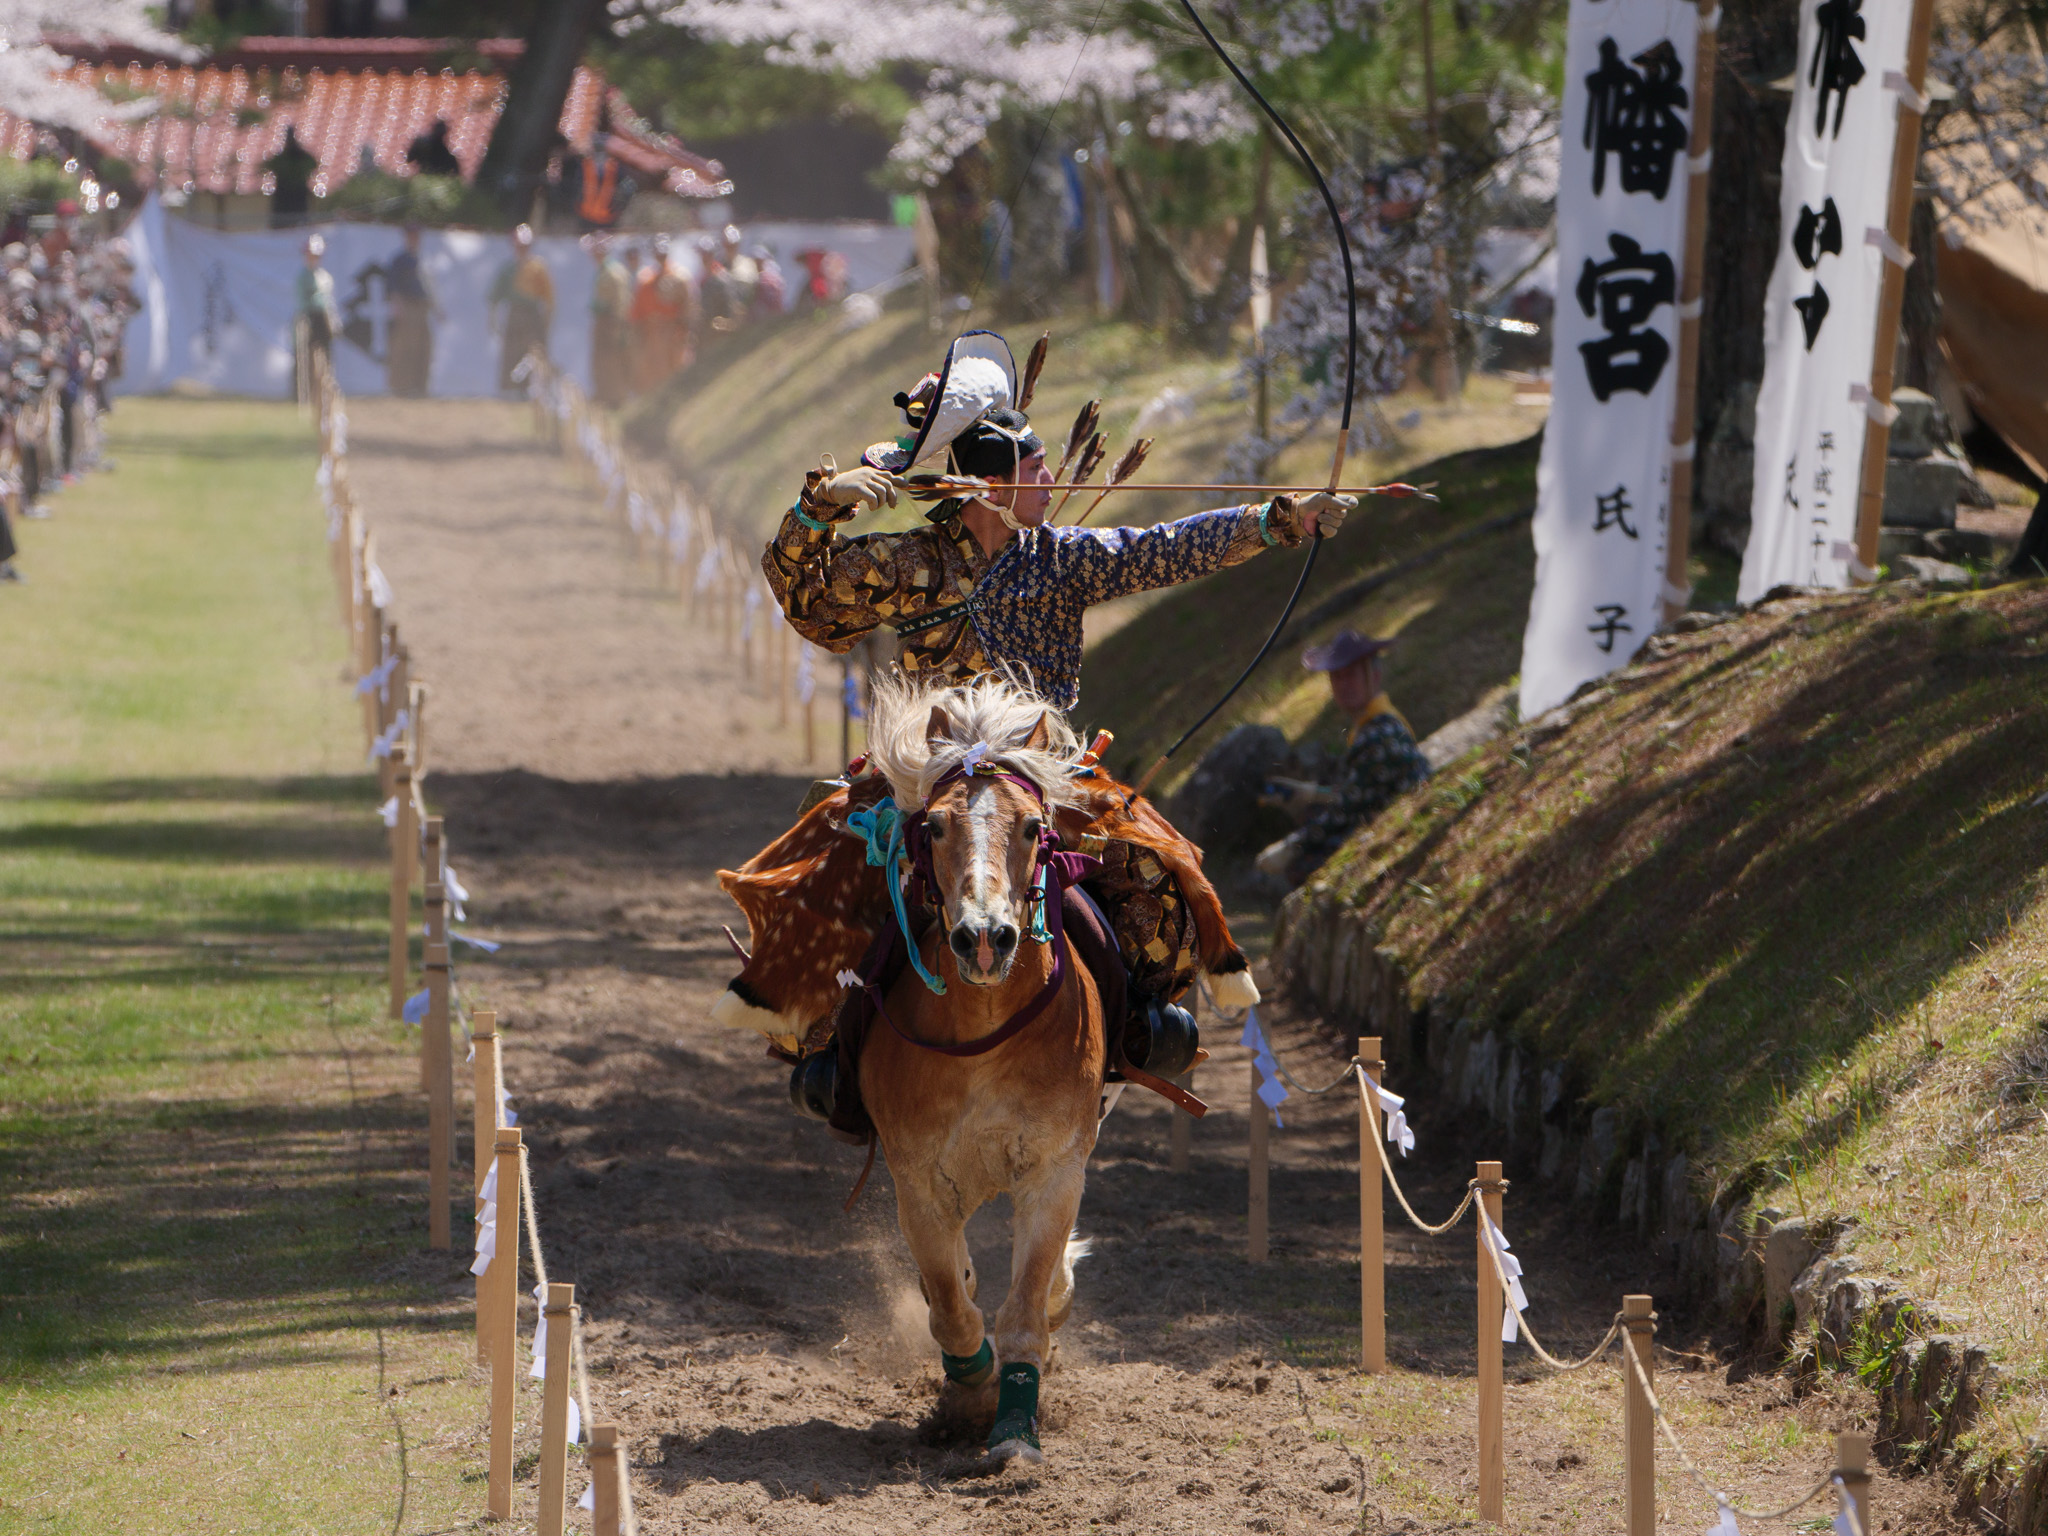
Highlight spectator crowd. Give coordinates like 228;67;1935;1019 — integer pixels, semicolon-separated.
0;203;136;585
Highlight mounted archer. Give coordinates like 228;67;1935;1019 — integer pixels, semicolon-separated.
711;331;1350;1081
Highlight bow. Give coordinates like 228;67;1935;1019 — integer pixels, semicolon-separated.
1127;1;1361;798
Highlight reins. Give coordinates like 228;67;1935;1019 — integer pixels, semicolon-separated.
854;760;1101;1059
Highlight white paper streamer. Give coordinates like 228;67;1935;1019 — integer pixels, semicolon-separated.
567;1395;581;1446
1707;1499;1741;1535
1483;1216;1530;1343
355;654;398;697
835;969;863;989
1240;1008;1287;1125
402;988;431;1025
1371;1081;1416;1156
578;1484;596;1512
445;866;470;923
379;796;400;828
471;1163;499;1276
453;932;503;954
530;1283;548;1379
366;562;393;610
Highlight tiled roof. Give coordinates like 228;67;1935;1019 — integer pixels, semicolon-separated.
17;38;729;200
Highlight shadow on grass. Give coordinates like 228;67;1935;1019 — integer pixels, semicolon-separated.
0;818;386;866
0;774;377;806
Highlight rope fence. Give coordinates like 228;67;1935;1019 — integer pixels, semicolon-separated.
312;356;636;1535
1225;998;1880;1535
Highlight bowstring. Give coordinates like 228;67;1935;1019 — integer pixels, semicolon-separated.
1141;0;1361;779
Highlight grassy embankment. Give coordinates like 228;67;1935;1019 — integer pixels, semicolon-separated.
1302;580;2048;1478
0;400;484;1533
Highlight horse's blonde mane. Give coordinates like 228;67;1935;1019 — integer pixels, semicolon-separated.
866;669;1082;809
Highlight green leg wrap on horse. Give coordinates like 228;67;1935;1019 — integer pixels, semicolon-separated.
986;1362;1041;1456
941;1338;994;1386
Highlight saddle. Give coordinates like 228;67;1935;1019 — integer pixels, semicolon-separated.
714;770;1252;1051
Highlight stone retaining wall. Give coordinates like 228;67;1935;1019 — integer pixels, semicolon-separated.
1271;885;2047;1532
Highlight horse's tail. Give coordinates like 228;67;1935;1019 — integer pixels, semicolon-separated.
1048;1231;1092;1334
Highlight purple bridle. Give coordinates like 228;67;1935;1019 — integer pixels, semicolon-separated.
864;760;1101;1059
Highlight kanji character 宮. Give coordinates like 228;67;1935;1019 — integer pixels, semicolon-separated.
1576;234;1676;401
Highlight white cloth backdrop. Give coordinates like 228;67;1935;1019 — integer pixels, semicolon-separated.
1519;0;1701;720
1738;0;1912;600
114;199;917;399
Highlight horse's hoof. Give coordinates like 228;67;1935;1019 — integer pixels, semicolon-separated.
987;1432;1043;1467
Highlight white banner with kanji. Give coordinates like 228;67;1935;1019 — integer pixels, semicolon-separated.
1520;0;1702;720
1739;0;1913;600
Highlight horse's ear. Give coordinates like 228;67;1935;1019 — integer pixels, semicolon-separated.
925;705;954;747
1023;712;1052;751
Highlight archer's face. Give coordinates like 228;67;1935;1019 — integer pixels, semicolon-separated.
993;452;1054;527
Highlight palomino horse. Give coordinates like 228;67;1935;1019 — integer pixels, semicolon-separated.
858;673;1107;1464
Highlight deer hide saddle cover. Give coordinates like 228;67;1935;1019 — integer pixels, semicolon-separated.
714;772;1246;1041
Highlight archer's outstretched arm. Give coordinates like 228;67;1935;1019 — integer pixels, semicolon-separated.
1050;499;1312;605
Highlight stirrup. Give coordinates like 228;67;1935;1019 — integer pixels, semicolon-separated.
788;1050;838;1122
1120;995;1201;1080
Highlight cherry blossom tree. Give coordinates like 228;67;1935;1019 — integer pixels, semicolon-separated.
2;0;184;130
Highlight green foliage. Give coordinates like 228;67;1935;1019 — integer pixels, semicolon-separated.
320;170;473;226
0;157;85;218
588;34;914;144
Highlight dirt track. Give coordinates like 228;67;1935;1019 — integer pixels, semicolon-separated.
346;399;1961;1534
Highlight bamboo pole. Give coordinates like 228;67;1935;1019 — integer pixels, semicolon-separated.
472;1009;499;1366
1661;3;1721;620
1837;1431;1872;1535
1622;1295;1656;1536
1359;1039;1385;1373
1248;1063;1270;1264
388;746;416;1019
1476;1160;1505;1524
588;1422;631;1536
538;1282;575;1536
1852;0;1938;574
424;941;452;1250
487;1128;522;1522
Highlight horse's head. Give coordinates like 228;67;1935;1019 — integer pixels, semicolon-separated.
867;671;1081;989
922;709;1053;986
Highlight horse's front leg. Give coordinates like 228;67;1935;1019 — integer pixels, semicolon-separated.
894;1179;995;1392
987;1160;1088;1463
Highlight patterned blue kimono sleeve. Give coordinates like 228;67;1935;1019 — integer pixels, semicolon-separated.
1047;506;1277;604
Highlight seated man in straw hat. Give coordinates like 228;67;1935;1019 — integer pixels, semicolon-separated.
716;331;1350;1088
1256;629;1431;887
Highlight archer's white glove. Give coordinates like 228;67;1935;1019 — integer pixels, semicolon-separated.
1296;490;1356;538
818;466;898;511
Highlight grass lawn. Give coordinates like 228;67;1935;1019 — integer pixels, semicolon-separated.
0;399;490;1534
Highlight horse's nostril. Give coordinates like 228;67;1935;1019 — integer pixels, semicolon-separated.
950;926;976;959
992;924;1019;955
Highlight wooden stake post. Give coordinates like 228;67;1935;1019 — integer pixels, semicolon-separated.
1248;1062;1270;1264
487;1128;522;1522
588;1422;631;1536
1359;1039;1386;1373
1622;1294;1655;1536
1660;4;1722;619
1837;1431;1872;1535
423;940;452;1249
1852;0;1939;574
1476;1161;1505;1524
539;1282;575;1536
388;746;416;1019
472;1010;499;1366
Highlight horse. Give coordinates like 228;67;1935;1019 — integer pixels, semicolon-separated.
856;672;1108;1465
